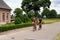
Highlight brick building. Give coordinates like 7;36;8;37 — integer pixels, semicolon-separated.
0;0;11;24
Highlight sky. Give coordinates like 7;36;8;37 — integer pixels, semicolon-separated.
4;0;60;14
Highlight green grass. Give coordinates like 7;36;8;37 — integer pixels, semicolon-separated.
43;18;60;24
56;33;60;40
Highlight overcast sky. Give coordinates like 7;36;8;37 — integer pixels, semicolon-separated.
4;0;60;14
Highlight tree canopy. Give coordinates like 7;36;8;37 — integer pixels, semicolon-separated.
21;0;51;17
13;8;30;24
14;8;23;18
41;8;50;18
41;8;57;18
50;9;57;18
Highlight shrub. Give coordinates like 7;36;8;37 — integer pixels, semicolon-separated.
0;22;33;32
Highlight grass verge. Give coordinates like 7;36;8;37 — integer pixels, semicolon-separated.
56;33;60;40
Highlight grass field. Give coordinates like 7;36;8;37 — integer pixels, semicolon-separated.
43;18;60;24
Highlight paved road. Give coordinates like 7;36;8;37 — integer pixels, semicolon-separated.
0;22;60;40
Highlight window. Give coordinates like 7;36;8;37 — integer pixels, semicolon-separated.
7;13;8;20
2;13;5;22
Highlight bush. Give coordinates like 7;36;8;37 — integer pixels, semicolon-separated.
0;22;33;32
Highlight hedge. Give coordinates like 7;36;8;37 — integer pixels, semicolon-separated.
0;22;33;32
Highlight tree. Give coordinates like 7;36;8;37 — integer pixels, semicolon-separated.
14;8;23;18
14;17;22;24
27;10;35;19
23;14;31;23
13;8;23;24
50;9;57;18
21;0;51;18
57;14;60;18
13;8;31;24
41;8;50;18
41;9;57;18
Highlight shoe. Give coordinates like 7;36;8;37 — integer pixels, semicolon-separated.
38;28;41;30
33;28;36;31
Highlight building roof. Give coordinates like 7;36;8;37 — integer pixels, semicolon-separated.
0;0;11;10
